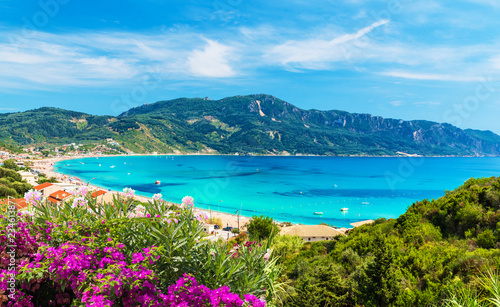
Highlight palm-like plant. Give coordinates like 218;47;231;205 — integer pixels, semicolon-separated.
443;269;500;307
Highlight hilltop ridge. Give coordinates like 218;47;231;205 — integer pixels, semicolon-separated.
1;94;499;156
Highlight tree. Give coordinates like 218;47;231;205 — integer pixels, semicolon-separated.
247;215;279;241
2;159;18;170
476;229;497;249
0;167;22;182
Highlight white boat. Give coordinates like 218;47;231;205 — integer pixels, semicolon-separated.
341;207;348;211
362;202;370;205
110;165;115;168
313;212;323;215
155;180;161;185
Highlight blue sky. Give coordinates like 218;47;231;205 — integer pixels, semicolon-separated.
1;0;500;133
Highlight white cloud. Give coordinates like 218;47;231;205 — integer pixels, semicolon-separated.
414;101;441;106
464;0;500;7
389;100;404;107
264;19;389;69
490;55;500;69
187;39;236;77
380;71;483;82
0;29;240;90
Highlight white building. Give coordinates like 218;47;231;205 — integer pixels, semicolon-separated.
203;224;216;234
17;171;38;185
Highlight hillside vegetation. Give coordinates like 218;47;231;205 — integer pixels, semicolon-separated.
1;95;500;156
0;164;32;198
275;176;500;306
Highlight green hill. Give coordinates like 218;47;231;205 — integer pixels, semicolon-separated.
1;94;500;156
277;176;500;306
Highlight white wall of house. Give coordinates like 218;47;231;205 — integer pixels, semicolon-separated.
18;171;38;185
203;224;215;234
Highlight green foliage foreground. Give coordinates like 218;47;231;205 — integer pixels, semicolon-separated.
1;191;281;305
273;177;500;307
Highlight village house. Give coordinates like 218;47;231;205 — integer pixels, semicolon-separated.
47;190;72;205
279;224;344;242
17;171;38;185
33;182;60;197
202;224;216;234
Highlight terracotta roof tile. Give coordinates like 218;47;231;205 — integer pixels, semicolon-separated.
0;198;28;209
33;182;54;190
91;190;107;197
49;190;71;201
47;196;59;204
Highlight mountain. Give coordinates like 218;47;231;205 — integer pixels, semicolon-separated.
1;94;499;156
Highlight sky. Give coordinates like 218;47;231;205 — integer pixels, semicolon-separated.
1;0;500;133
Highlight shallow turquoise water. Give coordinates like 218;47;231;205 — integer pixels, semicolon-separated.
54;156;500;228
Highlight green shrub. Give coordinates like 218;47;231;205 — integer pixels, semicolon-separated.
476;229;497;249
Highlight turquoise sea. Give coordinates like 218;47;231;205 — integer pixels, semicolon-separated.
54;156;500;228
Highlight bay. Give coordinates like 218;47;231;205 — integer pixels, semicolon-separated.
54;156;500;228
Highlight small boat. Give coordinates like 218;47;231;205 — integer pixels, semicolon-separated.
110;165;115;168
341;208;349;211
155;180;161;185
313;212;323;215
362;202;370;205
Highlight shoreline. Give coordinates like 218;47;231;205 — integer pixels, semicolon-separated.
26;151;498;160
31;155;252;230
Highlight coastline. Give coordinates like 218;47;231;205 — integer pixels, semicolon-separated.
31;155;251;230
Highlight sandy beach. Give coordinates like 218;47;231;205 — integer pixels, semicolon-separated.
30;155;251;230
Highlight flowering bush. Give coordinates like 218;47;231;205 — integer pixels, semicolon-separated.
164;274;265;307
0;212;43;306
181;196;194;208
121;188;135;198
23;190;42;207
69;186;88;197
71;196;87;208
0;191;279;306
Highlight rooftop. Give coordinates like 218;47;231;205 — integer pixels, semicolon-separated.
350;220;375;228
0;198;28;209
33;182;54;190
280;224;344;237
91;190;107;197
49;190;72;201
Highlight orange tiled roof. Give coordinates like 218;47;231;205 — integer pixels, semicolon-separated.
0;198;28;209
33;182;54;190
91;190;107;197
47;196;59;204
49;190;71;201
